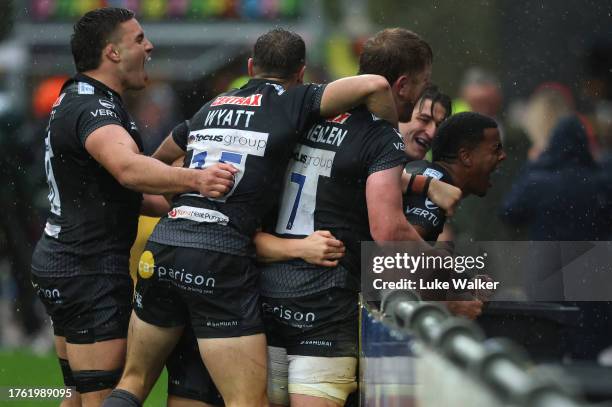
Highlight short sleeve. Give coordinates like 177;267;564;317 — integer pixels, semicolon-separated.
281;83;327;133
77;97;124;145
171;120;190;151
364;123;408;176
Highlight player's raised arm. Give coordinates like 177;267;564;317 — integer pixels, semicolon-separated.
320;74;398;126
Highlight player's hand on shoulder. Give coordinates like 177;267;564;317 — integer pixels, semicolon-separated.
428;179;462;217
196;163;238;198
300;230;345;267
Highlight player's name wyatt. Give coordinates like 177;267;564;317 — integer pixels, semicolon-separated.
373;278;499;291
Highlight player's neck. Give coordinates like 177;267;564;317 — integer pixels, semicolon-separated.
253;74;296;90
81;68;125;97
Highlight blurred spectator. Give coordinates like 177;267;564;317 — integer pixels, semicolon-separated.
501;115;611;240
134;82;181;155
453;67;503;120
522;82;574;160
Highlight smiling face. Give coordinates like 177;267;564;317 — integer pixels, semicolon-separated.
113;18;153;91
464;127;506;196
400;98;449;160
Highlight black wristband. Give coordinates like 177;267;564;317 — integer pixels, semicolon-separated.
422;176;433;197
406;174;415;194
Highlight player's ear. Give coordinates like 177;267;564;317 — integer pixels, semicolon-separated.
247;58;255;77
105;43;121;63
458;148;472;167
393;75;410;97
296;65;306;84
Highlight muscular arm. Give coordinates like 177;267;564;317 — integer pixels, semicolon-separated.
366;165;427;244
320;75;398;126
402;171;462;217
85;125;236;197
254;231;345;267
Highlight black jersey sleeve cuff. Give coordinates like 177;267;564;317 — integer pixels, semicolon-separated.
367;151;408;176
80;119;124;146
171;120;190;151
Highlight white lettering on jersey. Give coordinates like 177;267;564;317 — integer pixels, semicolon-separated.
90;109;118;118
44;131;61;216
405;206;440;227
305;123;347;147
276;144;336;235
78;82;94;94
168;206;229;225
185;128;269;202
204;109;255;128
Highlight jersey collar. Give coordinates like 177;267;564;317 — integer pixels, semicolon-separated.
68;73;123;102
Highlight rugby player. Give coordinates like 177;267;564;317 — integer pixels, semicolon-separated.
400;85;452;161
254;28;459;407
30;7;241;407
102;28;409;407
404;112;506;318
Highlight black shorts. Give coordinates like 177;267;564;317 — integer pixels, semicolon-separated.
262;288;359;357
134;241;263;338
31;273;132;344
166;327;224;406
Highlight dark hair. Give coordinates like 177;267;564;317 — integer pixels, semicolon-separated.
432;112;498;162
252;28;305;79
416;84;452;120
358;28;433;85
71;7;134;72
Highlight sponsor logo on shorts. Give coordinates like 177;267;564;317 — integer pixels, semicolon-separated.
138;257;217;292
210;94;262;107
138;250;155;279
168;206;229;225
205;320;239;328
299;340;333;347
262;302;316;324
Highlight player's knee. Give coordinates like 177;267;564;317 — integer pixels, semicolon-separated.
72;368;122;394
288;356;357;406
100;389;142;407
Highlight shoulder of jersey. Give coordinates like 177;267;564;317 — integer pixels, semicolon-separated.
405;160;431;175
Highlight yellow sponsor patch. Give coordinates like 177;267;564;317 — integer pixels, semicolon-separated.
138;250;155;279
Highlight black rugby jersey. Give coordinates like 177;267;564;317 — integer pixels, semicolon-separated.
259;106;407;297
149;79;325;256
31;74;143;277
403;160;453;241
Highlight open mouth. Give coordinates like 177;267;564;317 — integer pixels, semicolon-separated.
413;135;430;150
